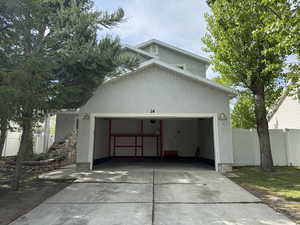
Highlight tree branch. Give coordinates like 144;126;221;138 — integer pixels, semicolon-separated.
263;5;282;20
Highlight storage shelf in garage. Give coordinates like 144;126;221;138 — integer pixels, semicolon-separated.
114;145;143;148
110;133;160;137
108;120;163;158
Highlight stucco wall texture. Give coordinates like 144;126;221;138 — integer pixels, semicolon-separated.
76;64;233;170
55;113;77;142
141;44;207;77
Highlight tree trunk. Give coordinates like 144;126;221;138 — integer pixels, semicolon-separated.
11;119;32;190
253;86;274;171
23;118;34;161
0;122;8;158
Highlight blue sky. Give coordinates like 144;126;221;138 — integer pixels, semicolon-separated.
94;0;217;78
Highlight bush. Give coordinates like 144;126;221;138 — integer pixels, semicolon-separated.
32;153;50;161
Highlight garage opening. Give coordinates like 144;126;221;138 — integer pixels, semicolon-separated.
93;118;215;168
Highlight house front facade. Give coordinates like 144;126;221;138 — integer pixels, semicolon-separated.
70;39;236;172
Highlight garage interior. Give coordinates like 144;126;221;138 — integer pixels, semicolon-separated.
93;118;215;168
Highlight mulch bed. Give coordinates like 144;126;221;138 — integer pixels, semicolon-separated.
0;180;71;225
0;159;72;225
0;158;69;187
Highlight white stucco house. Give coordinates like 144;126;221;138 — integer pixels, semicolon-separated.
56;39;236;172
269;90;300;129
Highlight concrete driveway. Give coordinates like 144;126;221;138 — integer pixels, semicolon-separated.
10;161;296;225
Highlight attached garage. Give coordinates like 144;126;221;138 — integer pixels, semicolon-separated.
75;42;235;172
93;117;215;167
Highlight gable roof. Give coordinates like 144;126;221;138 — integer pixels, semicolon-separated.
267;86;296;121
268;81;300;121
122;45;157;59
104;59;236;96
268;92;288;121
135;39;210;65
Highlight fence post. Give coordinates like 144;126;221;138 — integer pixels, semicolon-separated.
43;116;50;153
3;132;8;157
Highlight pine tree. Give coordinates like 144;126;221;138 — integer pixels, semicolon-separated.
1;0;137;189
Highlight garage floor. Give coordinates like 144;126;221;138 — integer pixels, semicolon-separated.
10;161;296;225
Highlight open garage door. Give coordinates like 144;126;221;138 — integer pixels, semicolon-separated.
92;117;216;168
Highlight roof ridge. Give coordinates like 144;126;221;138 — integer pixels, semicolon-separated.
103;58;235;96
267;86;290;121
152;59;235;95
135;39;210;64
122;45;157;59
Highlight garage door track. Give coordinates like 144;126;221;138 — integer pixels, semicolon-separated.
10;161;296;225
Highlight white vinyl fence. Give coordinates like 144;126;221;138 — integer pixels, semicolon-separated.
232;128;300;166
1;131;55;157
2;127;300;166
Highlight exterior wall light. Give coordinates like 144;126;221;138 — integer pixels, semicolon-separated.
82;113;90;120
218;112;227;121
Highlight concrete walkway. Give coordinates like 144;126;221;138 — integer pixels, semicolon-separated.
10;161;296;225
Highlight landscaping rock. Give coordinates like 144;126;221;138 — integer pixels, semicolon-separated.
47;133;76;164
0;133;77;188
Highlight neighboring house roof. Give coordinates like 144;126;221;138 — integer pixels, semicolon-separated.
135;39;210;65
268;91;288;121
122;45;157;59
268;81;300;121
104;59;236;96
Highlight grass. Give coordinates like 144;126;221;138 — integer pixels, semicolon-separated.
229;167;300;223
230;167;300;201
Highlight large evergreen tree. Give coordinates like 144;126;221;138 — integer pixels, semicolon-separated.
0;0;137;189
0;75;17;157
0;0;19;157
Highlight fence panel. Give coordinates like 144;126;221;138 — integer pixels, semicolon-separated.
286;129;300;166
232;128;300;166
1;132;21;157
1;132;49;157
269;130;288;166
232;128;259;166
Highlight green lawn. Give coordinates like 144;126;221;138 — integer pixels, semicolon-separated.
229;167;300;223
230;167;300;202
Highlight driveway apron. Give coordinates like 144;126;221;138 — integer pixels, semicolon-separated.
9;162;296;225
